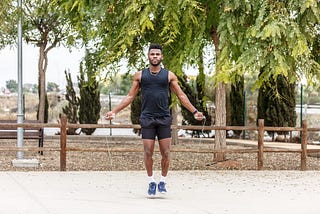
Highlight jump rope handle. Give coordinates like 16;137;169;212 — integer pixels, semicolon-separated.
105;113;115;120
194;115;206;120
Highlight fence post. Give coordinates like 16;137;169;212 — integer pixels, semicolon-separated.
258;119;264;170
60;115;67;171
301;120;307;171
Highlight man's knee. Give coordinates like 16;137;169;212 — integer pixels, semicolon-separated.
144;149;153;158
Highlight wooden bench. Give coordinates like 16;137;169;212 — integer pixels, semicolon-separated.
0;120;44;155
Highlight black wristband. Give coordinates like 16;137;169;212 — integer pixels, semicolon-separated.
192;110;198;115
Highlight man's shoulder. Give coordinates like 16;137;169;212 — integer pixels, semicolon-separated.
133;70;142;81
167;70;176;78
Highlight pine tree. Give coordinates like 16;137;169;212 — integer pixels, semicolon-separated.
78;57;101;135
62;70;79;135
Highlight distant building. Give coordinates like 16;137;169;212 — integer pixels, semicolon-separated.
3;88;11;95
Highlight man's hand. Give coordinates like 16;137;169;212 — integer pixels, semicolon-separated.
194;111;205;121
105;111;115;120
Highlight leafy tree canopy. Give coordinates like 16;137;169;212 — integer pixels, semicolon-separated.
47;82;60;92
218;0;320;90
53;0;212;76
6;79;18;93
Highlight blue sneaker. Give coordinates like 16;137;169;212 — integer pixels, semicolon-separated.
148;182;157;195
158;182;167;193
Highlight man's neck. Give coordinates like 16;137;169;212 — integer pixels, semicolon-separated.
149;66;161;73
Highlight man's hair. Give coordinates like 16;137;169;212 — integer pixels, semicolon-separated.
148;43;162;52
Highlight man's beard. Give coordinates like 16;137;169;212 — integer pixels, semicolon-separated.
149;59;162;66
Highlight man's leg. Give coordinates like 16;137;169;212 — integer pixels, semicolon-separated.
143;139;155;176
143;139;157;195
158;138;171;177
157;138;171;193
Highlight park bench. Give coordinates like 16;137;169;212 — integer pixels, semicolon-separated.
0;120;44;154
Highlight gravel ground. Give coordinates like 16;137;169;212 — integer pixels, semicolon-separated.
1;138;320;171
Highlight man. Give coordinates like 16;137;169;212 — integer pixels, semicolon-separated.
105;43;204;196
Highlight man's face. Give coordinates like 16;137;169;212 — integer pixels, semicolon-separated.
148;49;163;66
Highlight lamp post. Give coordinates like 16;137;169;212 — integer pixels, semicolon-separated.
109;93;112;136
17;0;24;159
12;0;39;167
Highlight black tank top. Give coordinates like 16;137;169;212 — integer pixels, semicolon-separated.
140;68;170;118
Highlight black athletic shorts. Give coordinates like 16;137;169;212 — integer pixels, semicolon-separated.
140;116;172;140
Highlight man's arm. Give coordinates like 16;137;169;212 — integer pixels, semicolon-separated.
169;71;204;120
105;71;141;119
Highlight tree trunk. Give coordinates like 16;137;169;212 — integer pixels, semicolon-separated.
214;82;226;161
211;27;226;161
38;45;47;123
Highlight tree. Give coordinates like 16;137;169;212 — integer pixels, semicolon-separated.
130;92;142;135
0;0;15;49
54;0;226;161
6;79;18;93
218;1;319;143
218;1;320;96
178;74;212;137
0;0;78;123
47;82;60;92
257;74;297;136
229;75;244;137
100;73;132;95
78;53;101;135
62;70;79;135
56;0;320;162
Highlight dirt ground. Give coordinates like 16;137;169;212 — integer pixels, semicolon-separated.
1;94;320;171
1;138;320;171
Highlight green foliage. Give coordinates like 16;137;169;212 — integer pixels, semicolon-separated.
130;92;142;135
6;79;18;93
47;82;60;92
257;74;297;134
100;73;132;95
0;0;81;123
0;0;78;48
54;0;207;72
78;52;101;135
62;70;79;135
32;84;38;94
50;0;320;133
218;0;320;88
178;73;211;136
53;0;216;131
0;0;16;49
229;74;244;136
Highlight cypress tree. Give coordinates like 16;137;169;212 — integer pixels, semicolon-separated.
178;73;212;137
229;75;244;137
78;55;101;135
62;70;80;135
130;91;142;135
258;73;296;136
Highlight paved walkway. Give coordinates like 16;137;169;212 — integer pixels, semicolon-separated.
1;170;320;214
227;138;320;150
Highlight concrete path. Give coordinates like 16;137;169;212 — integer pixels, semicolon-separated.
0;171;320;214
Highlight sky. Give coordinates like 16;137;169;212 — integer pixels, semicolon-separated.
0;44;214;90
0;44;84;89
